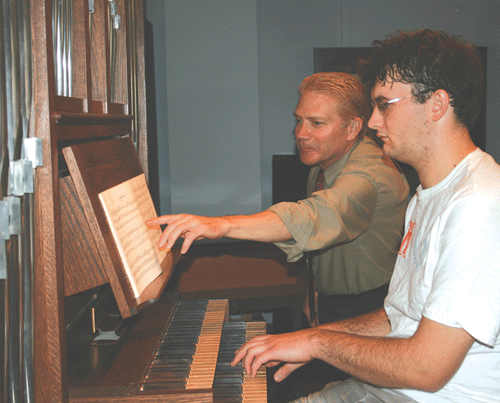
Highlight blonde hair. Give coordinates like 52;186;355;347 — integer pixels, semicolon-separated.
299;72;370;137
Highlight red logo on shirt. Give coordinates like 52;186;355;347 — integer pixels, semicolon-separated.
399;221;416;258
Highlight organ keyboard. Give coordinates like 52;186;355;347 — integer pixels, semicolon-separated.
68;297;267;402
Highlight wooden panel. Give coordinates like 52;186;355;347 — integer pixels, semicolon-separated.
110;0;128;105
31;0;68;400
61;175;108;296
133;0;148;179
175;242;305;299
54;96;88;114
53;112;132;141
65;137;144;192
90;0;109;105
70;391;213;403
70;0;90;100
107;102;128;115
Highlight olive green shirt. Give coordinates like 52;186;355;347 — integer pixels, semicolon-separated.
269;137;409;295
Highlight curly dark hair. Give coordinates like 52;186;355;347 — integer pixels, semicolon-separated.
358;29;484;132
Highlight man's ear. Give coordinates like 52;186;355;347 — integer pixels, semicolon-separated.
430;89;450;122
347;117;363;140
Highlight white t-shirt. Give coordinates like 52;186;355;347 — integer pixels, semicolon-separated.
384;149;500;402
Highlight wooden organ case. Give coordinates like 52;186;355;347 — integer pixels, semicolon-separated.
30;1;267;402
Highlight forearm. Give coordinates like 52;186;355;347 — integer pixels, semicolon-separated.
319;307;391;337
220;210;292;242
313;330;419;389
311;318;473;392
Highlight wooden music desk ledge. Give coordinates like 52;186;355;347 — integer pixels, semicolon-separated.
169;241;307;332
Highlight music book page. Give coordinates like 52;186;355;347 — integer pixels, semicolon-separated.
98;173;165;298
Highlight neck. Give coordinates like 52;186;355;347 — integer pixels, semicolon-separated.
319;137;360;171
417;127;476;189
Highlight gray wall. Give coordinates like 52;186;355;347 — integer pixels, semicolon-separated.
145;0;500;216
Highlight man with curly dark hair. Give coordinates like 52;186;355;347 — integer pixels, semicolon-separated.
232;29;500;403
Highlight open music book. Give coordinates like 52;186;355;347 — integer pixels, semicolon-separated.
98;173;165;298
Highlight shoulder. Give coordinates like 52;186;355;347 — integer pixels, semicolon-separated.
466;150;500;192
424;151;500;232
447;150;500;206
347;137;399;172
342;137;407;188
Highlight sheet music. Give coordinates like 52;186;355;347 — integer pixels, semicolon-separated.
98;173;165;298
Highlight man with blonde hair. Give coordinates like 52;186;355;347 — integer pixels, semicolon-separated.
149;71;409;328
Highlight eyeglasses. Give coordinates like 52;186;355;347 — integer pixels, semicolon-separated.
372;95;409;115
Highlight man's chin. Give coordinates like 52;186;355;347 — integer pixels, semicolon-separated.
298;153;317;166
380;142;395;157
382;146;408;165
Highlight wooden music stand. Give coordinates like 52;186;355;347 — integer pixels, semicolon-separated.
61;136;174;318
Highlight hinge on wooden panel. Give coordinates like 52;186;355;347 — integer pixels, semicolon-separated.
112;14;121;30
8;160;33;196
23;138;43;169
109;1;120;30
9;138;43;196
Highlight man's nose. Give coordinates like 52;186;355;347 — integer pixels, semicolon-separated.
368;108;383;131
295;123;308;139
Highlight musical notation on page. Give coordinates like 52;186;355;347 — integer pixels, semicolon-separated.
98;173;165;298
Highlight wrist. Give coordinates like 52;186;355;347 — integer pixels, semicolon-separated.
308;328;333;360
218;215;235;238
